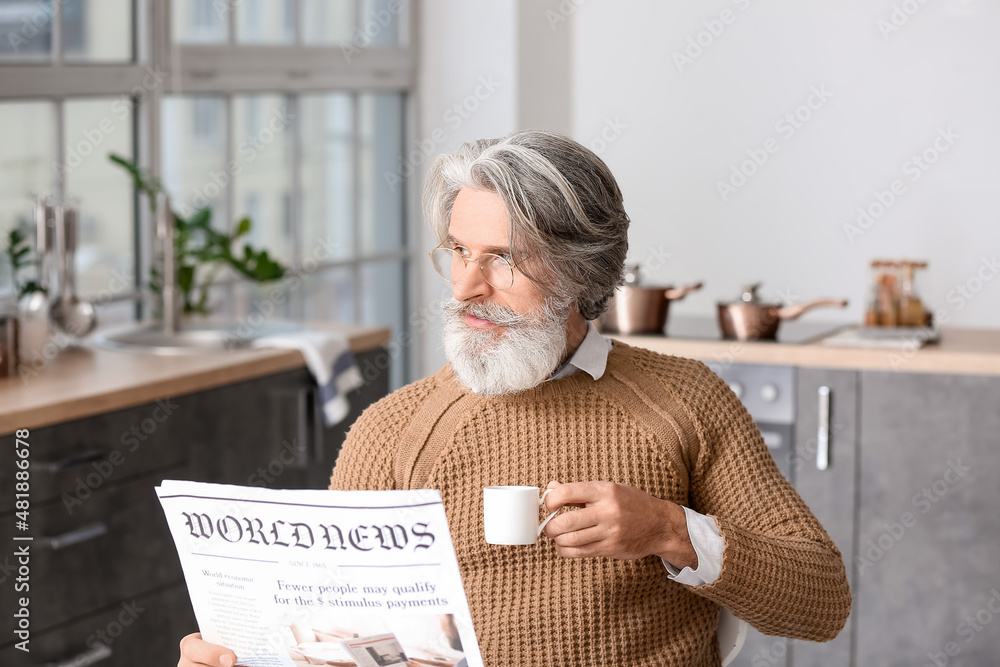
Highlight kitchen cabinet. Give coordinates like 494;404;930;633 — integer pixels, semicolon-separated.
853;371;1000;665
0;346;389;667
723;367;858;667
723;363;1000;667
790;369;858;667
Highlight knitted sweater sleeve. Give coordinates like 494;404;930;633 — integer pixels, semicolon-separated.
679;361;851;642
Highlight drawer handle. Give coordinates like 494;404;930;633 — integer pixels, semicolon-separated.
36;449;106;473
39;522;108;551
46;642;112;667
817;385;830;471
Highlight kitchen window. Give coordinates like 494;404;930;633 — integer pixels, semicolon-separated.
0;0;415;388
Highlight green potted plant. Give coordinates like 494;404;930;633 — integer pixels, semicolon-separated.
4;226;46;300
109;153;287;315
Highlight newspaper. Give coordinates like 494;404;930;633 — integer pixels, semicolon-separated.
156;480;483;667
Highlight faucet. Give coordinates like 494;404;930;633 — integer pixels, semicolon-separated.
156;193;178;335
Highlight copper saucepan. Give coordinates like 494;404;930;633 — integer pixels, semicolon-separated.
599;265;703;334
717;283;848;341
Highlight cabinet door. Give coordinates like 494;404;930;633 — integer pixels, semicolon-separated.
791;369;858;667
0;582;196;667
188;348;390;490
855;371;1000;665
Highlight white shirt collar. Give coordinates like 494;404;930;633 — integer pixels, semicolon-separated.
547;320;613;383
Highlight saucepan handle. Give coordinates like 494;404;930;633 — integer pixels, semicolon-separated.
776;298;848;320
664;282;704;301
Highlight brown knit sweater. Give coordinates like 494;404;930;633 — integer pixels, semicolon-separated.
329;340;851;666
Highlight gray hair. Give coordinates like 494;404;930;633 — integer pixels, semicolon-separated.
423;130;629;320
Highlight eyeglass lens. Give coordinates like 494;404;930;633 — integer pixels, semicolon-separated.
431;248;513;290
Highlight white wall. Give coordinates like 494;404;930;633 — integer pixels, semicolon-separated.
571;0;1000;328
414;0;1000;378
415;0;518;376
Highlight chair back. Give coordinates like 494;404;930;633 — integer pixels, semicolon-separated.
718;607;748;666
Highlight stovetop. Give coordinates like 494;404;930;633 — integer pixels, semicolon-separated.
663;316;851;345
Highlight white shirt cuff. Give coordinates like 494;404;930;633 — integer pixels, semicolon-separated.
661;506;723;586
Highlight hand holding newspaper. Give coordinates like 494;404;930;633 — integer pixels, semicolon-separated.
156;480;483;667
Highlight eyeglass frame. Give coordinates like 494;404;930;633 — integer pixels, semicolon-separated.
428;239;520;291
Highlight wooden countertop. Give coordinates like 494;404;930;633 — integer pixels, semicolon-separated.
0;322;391;436
612;327;1000;377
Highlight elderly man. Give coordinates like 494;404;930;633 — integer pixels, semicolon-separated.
179;131;851;667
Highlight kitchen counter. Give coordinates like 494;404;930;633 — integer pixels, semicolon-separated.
0;321;391;435
612;327;1000;376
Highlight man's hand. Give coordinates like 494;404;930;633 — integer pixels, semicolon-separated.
542;481;698;570
178;633;237;667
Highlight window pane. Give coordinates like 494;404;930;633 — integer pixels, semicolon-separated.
302;266;353;323
301;0;353;45
62;0;132;62
172;0;226;44
360;0;404;48
224;279;294;321
232;94;294;264
64;98;134;299
161;96;228;228
301;93;353;262
0;102;54;262
358;92;404;255
94;297;137;327
360;259;405;389
0;0;53;60
237;0;293;44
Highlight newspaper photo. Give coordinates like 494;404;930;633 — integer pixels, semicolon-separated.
155;480;483;667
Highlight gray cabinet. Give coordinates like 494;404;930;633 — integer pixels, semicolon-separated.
692;361;1000;667
791;369;858;667
854;371;1000;666
724;366;859;667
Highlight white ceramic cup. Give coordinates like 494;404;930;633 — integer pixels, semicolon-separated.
483;485;560;545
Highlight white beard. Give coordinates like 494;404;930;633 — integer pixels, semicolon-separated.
442;296;572;396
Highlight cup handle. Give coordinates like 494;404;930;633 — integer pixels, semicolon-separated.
537;488;561;538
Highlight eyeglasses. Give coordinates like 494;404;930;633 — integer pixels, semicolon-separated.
429;240;517;291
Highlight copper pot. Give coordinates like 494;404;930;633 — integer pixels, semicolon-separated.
600;270;703;335
717;284;847;341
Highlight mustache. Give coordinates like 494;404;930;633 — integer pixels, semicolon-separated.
441;298;535;327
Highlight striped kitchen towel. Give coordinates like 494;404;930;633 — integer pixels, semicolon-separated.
251;330;364;426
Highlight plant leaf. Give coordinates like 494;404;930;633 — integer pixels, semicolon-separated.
233;217;251;238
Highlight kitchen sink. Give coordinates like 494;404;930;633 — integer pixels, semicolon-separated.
93;320;305;355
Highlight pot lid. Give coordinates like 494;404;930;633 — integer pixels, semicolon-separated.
740;283;763;303
623;263;641;285
719;282;774;306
